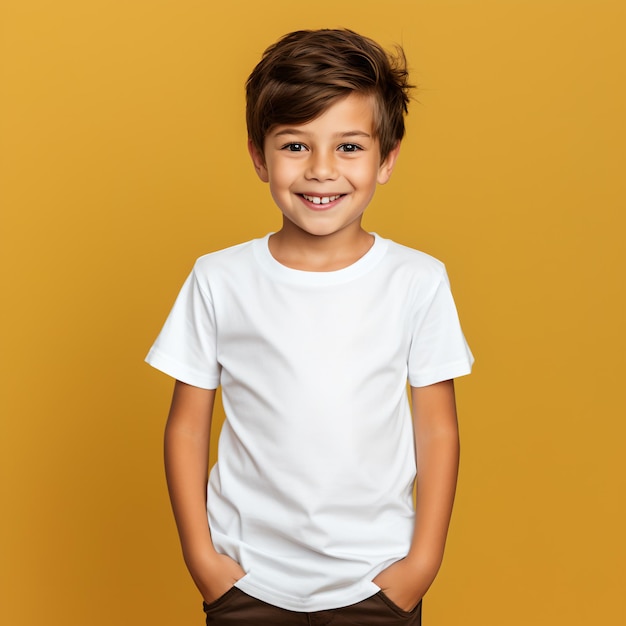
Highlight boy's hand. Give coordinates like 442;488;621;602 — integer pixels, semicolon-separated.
372;557;436;612
192;553;247;604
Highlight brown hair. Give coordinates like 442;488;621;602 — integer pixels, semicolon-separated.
246;29;413;162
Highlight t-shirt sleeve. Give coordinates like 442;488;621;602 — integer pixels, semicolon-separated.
145;267;221;389
407;269;474;387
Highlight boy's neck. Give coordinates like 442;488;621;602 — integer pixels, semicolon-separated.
268;222;374;272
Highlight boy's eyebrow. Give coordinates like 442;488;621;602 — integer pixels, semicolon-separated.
272;129;372;139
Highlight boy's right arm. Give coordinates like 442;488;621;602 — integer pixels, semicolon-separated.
164;380;246;603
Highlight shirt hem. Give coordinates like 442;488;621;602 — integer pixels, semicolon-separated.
234;577;380;612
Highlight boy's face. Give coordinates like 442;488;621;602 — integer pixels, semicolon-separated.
249;93;400;240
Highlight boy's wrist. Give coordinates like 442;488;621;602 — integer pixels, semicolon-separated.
186;552;246;603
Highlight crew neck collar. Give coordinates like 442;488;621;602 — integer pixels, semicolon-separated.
252;233;388;286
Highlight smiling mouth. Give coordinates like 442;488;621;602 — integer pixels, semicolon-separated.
300;194;344;205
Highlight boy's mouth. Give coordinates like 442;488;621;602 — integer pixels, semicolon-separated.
300;193;344;205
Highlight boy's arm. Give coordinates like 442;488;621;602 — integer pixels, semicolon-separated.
372;379;460;611
164;380;246;602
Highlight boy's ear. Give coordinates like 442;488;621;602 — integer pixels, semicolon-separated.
248;139;269;183
377;142;402;185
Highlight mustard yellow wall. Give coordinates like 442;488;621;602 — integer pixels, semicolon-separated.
1;1;624;624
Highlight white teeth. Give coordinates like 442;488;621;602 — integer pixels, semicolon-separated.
303;194;341;204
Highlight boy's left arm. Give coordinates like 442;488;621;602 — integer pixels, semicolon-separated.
372;379;460;611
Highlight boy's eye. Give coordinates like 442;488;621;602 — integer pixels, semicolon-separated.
338;143;362;153
282;143;307;152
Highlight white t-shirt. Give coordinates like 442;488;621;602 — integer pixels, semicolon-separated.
146;233;473;612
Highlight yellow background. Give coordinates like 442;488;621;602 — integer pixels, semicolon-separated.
1;1;624;624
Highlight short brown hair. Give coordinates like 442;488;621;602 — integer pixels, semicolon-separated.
246;29;413;162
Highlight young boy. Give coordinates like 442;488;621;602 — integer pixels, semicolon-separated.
146;29;473;625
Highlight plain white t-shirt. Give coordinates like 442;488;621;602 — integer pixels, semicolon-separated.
146;233;473;611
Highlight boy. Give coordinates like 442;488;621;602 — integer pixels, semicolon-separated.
146;29;473;625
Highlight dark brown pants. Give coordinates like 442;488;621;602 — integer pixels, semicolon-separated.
203;588;422;625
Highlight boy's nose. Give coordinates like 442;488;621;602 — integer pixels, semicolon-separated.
305;151;338;181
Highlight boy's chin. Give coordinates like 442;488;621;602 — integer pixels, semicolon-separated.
281;224;363;240
278;215;367;240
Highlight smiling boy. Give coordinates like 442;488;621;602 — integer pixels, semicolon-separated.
146;29;473;625
250;93;396;270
